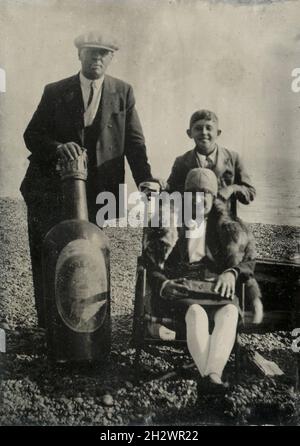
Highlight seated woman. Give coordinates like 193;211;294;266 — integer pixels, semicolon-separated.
144;168;256;390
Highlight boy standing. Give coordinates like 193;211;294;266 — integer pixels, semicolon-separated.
167;110;256;216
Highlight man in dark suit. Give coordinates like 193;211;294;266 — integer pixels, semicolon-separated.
20;31;153;327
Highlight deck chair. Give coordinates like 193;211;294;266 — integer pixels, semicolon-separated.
132;254;245;382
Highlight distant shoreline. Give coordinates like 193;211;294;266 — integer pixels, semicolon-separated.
0;196;299;229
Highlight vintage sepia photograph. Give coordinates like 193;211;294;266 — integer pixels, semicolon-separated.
0;0;300;429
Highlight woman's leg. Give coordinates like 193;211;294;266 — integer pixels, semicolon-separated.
204;303;238;381
185;304;210;377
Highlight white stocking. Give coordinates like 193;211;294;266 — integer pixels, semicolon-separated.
185;304;210;377
204;304;238;378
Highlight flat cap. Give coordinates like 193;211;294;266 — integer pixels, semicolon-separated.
185;168;218;196
74;31;119;52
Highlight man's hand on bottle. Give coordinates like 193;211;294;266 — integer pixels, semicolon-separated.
214;271;236;299
56;142;84;161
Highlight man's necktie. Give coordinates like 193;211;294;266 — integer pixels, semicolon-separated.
87;82;95;109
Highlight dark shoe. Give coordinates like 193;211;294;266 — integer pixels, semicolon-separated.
197;376;211;398
197;375;229;397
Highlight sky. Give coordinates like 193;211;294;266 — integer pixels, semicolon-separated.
0;0;300;202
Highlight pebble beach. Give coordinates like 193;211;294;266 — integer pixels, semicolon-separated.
0;198;299;426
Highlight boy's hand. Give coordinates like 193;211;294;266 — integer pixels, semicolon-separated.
218;184;252;204
233;185;252;203
218;185;234;201
214;271;236;299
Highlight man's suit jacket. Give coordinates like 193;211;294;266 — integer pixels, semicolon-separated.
21;73;152;204
167;146;256;213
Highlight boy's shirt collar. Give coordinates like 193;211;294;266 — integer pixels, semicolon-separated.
195;144;218;168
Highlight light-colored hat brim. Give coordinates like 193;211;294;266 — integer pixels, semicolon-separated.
77;43;118;51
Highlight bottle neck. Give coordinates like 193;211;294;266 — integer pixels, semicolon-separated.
61;178;89;221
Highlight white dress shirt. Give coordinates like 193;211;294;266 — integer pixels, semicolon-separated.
196;145;217;169
79;72;104;127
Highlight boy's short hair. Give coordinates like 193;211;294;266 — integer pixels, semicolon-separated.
189;109;218;129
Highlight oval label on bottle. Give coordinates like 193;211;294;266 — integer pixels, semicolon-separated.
55;239;108;333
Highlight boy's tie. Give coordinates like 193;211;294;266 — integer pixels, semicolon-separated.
205;155;214;169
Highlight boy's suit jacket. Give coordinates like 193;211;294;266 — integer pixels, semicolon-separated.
167;146;256;212
21;73;152;204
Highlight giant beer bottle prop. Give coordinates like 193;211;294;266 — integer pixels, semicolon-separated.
42;152;110;362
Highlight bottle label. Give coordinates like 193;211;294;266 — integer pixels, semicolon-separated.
55;239;108;333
